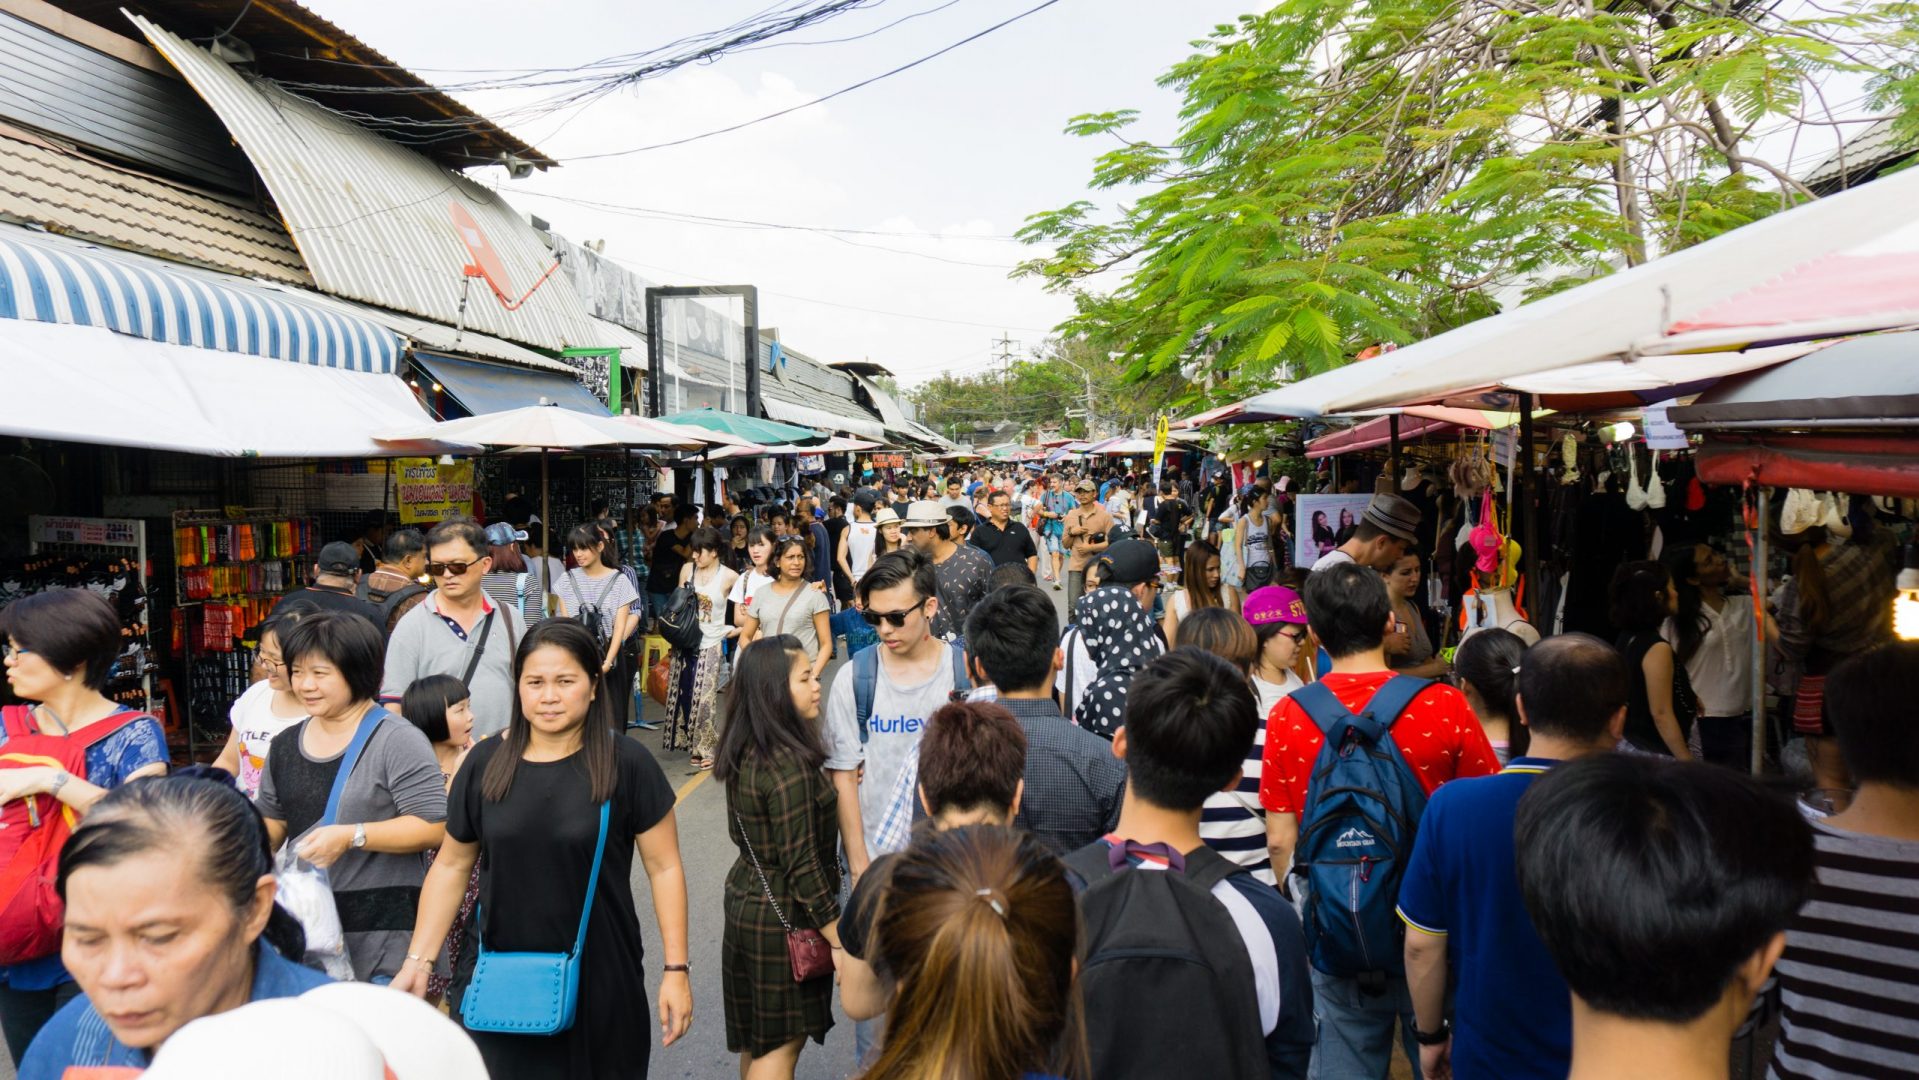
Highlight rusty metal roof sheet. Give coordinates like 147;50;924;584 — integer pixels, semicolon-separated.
132;15;607;355
0;124;309;285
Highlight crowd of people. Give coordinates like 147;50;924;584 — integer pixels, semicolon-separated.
0;457;1911;1080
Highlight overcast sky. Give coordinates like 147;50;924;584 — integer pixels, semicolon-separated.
299;0;1256;386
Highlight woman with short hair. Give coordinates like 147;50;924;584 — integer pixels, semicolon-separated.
256;610;448;982
214;601;316;799
0;587;169;1062
396;620;692;1078
18;773;329;1077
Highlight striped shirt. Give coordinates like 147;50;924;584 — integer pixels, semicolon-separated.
1768;820;1919;1080
1201;706;1276;886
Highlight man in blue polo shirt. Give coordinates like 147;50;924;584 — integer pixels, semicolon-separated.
1396;633;1630;1080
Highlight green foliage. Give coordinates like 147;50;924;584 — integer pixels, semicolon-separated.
907;337;1188;442
1017;0;1916;410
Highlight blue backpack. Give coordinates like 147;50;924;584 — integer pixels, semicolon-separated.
1289;675;1431;982
851;640;970;745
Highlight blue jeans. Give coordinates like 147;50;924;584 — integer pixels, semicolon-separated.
1308;967;1418;1080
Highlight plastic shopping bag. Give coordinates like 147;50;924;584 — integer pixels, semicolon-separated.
275;837;355;981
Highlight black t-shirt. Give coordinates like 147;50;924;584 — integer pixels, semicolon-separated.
970;520;1037;567
839;852;899;972
448;736;675;1073
271;585;385;632
1155;498;1193;556
647;528;691;593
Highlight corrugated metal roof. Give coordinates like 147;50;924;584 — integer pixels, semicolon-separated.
59;0;553;170
132;16;607;355
1800;118;1919;192
0;125;308;285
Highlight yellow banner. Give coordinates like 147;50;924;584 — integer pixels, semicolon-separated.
396;458;474;524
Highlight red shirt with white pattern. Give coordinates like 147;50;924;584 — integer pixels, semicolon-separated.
1259;670;1500;815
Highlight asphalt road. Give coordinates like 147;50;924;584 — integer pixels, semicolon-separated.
632;564;1078;1079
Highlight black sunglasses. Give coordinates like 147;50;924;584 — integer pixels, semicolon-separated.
426;560;481;577
861;598;929;628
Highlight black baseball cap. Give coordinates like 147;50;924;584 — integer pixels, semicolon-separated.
1096;539;1159;586
316;542;360;575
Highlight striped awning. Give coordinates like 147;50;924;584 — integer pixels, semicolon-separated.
0;226;400;373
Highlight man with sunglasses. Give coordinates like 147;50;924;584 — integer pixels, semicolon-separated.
380;518;526;739
823;549;966;885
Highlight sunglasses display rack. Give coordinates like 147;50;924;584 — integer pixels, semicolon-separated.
169;509;317;759
9;516;157;723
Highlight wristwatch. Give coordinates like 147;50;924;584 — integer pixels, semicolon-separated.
351;823;368;849
46;771;68;799
1414;1019;1451;1046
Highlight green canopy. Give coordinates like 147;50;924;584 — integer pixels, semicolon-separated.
656;407;823;446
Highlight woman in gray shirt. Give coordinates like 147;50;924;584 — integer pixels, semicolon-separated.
258;610;448;982
739;536;833;681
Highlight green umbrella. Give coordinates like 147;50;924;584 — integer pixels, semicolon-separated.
657;407;824;446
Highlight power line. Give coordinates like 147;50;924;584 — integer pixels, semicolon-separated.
508;189;1022;242
600;251;1057;332
561;0;1069;161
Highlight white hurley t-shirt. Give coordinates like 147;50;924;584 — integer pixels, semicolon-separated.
227;680;306;799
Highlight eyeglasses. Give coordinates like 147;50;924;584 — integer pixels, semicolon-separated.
1277;627;1308;643
257;653;285;669
426;560;480;577
1;643;32;661
861;598;929;628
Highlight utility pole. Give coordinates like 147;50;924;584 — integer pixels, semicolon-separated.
1056;352;1097;439
991;333;1020;371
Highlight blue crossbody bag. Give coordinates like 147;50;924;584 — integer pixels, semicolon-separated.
460;799;611;1034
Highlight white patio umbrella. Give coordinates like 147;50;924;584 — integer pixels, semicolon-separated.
382;402;720;597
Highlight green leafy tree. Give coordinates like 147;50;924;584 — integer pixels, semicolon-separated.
907;337;1187;441
1018;0;1916;399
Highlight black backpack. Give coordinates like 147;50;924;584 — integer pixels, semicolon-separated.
355;577;428;637
655;584;706;653
1064;841;1268;1080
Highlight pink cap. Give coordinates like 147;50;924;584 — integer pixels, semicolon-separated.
1243;585;1308;627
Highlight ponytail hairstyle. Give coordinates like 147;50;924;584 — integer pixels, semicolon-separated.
1454;627;1530;758
863;826;1088;1080
59;770;306;962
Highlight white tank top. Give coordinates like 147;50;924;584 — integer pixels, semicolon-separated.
1243;515;1271;567
847;520;878;581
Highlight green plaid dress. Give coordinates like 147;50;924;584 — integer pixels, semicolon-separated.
722;750;843;1055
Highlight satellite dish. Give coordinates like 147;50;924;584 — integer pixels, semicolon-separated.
449;202;514;304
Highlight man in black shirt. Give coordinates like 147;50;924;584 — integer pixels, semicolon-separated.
271;541;384;630
1153;481;1195;561
646;505;699;622
971;490;1038;572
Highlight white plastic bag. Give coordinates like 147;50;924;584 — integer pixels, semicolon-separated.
276;838;355;981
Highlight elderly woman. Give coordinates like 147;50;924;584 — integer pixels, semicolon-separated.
18;774;330;1077
256;610;447;983
0;588;169;1063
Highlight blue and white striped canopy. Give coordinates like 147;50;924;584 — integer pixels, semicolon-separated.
0;227;400;373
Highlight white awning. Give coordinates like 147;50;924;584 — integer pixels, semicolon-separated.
760;396;887;440
0;320;444;457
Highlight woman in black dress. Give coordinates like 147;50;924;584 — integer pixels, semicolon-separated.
395;619;693;1078
716;636;841;1080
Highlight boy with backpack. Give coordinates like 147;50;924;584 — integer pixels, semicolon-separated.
1065;648;1314;1080
1259;561;1500;1078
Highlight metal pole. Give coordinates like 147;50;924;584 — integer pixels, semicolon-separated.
540;450;551;599
1518;393;1539;624
1751;485;1770;775
1388;414;1402;488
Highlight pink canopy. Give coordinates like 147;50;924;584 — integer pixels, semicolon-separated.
1666;252;1919;337
1305;407;1497;459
